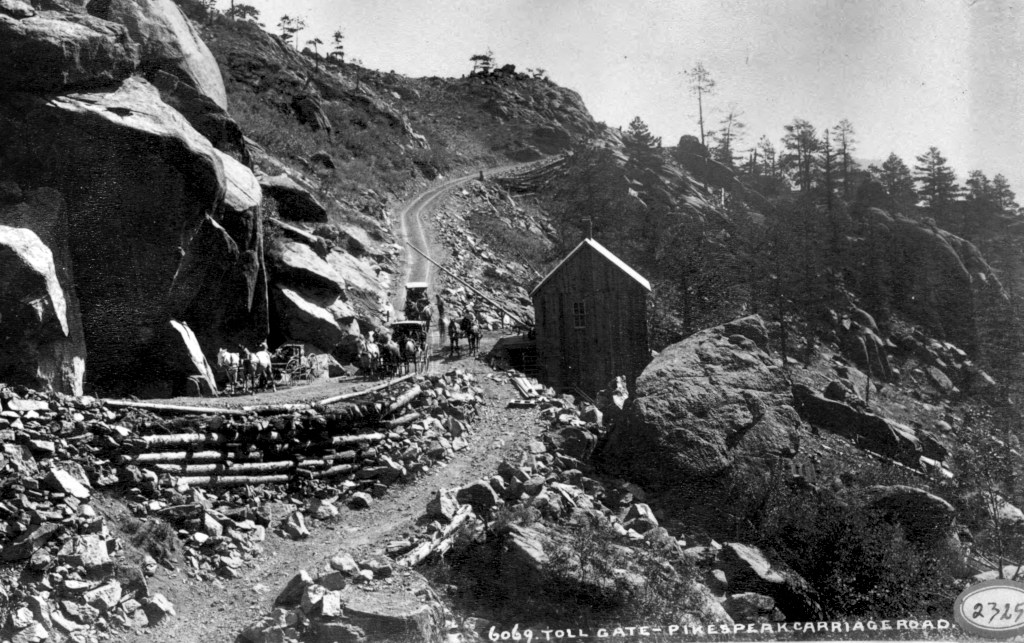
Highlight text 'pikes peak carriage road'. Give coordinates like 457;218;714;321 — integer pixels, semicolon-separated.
0;1;1022;642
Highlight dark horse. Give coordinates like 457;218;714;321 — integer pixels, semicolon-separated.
460;315;481;355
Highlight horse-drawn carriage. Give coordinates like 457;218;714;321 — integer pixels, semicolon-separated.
388;320;429;374
403;282;430;321
271;343;317;384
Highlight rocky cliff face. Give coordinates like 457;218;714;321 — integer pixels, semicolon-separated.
0;0;266;395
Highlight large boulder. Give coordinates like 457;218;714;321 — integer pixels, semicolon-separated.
0;223;85;394
719;543;823;620
0;77;272;394
598;315;807;485
269;240;346;296
791;384;922;467
259;174;327;223
86;0;227;109
325;249;389;324
0;7;139;92
0;188;87;395
150;70;246;161
329;582;444;643
270;285;357;353
855;485;956;546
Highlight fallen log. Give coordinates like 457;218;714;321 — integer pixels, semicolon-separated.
103;400;248;417
117;450;263;464
383;412;421;428
317;373;416;407
399;505;475;567
240;403;312;415
331;432;386;447
176;474;292;487
139;431;282;447
385;385;422;417
315;463;357;479
152;460;329;476
327;450;357;463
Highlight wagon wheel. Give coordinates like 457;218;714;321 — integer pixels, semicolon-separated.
285;355;304;383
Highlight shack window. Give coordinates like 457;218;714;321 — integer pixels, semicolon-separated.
572;301;586;329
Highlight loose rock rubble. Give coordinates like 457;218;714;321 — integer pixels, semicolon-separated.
241;552;449;643
0;385;175;642
0;370;483;641
358;375;824;638
431;179;544;329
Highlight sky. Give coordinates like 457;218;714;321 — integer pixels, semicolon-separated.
235;0;1024;192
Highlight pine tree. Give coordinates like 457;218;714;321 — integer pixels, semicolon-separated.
225;3;259;21
712;106;745;167
685;62;715;148
781;119;819;192
819;129;838;212
623;116;663;168
914;147;960;222
992;174;1020;214
278;15;306;49
831;119;858;199
868;153;916;214
330;30;345;63
470;49;495;75
307;37;323;69
757;136;778;178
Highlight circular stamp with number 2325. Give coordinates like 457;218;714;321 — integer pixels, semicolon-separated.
954;578;1024;639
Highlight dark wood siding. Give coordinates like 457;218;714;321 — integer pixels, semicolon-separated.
532;244;650;396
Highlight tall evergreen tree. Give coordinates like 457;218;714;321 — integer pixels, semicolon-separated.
623;116;663;168
992;174;1020;214
712;106;745;167
685;62;715;148
757;135;778;178
868;153;916;214
831;119;858;199
914;147;960;221
781;119;819;192
819;129;837;212
330;30;345;63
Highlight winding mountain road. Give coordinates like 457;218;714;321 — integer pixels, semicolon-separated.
392;164;523;316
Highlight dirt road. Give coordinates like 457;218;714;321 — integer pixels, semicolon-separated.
119;168;547;642
125;335;541;643
392;165;522;316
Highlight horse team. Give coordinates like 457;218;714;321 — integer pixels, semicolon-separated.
214;310;484;394
355;331;422;379
447;313;481;357
216;345;275;395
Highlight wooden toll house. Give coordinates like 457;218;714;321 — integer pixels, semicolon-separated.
531;238;651;397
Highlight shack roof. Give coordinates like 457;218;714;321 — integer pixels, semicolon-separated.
530;238;651;296
405;282;429;289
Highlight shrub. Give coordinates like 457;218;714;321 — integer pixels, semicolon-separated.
721;465;963;619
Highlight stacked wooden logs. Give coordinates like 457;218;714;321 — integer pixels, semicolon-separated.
112;373;481;493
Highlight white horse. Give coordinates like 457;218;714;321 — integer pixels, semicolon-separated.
217;348;241;394
356;335;381;379
240;347;276;393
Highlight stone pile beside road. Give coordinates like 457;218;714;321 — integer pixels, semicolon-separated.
0;369;486;642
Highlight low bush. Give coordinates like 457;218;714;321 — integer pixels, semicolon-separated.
720;465;963;619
